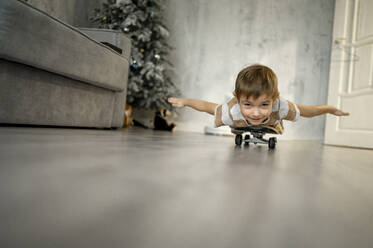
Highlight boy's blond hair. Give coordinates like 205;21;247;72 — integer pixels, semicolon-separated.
235;64;279;101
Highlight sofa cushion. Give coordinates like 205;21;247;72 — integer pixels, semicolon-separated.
0;0;129;92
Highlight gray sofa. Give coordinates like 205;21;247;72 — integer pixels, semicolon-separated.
0;0;131;128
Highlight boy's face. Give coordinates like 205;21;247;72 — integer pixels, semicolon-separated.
238;94;273;125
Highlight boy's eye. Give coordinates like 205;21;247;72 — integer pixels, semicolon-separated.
244;103;251;107
262;103;269;106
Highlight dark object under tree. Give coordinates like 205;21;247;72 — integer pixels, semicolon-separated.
153;109;175;131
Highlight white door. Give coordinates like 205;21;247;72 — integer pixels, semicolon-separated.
324;0;373;149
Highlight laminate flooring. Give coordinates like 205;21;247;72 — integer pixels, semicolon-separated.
0;126;372;248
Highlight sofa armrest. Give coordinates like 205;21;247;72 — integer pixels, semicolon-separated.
0;0;130;91
78;28;131;60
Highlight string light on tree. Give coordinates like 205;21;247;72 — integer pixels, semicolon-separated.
131;60;139;70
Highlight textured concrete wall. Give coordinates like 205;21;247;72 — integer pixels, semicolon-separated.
165;0;335;140
26;0;105;27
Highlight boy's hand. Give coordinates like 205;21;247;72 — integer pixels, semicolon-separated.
330;107;350;116
168;97;186;108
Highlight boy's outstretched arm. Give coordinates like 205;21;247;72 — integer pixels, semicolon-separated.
168;97;218;115
296;104;350;118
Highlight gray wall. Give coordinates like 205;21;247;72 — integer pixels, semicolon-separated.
166;0;335;140
26;0;105;27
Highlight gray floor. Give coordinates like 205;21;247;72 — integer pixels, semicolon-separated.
0;126;373;248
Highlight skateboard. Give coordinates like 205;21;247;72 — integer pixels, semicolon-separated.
232;126;278;149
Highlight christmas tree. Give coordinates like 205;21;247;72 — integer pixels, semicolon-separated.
91;0;179;110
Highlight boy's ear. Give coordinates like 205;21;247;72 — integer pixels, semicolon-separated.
233;91;236;97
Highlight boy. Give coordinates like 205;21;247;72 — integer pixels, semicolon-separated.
168;64;349;134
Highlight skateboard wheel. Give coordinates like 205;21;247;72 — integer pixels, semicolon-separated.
268;137;276;149
235;134;243;146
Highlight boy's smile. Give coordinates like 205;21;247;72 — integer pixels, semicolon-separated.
238;94;273;125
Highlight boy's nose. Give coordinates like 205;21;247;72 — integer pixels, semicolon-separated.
252;108;260;116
